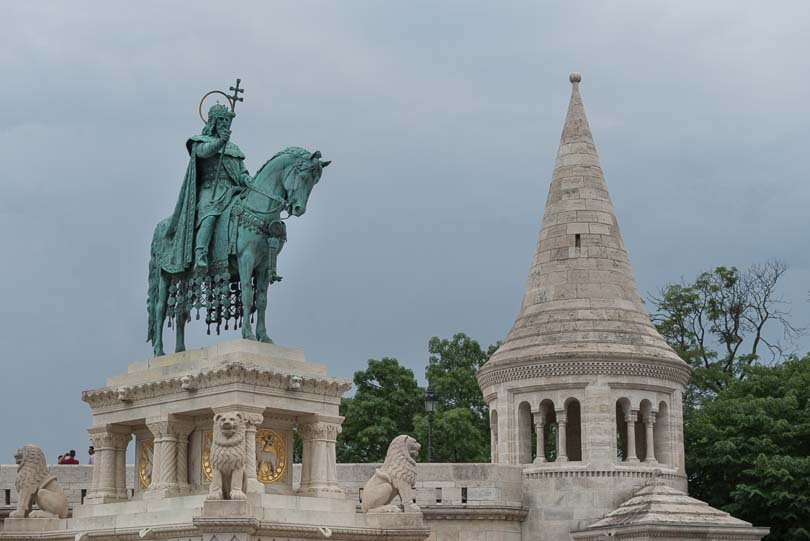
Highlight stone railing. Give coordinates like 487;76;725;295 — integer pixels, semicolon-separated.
0;462;524;510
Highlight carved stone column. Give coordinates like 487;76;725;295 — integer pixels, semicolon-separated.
532;411;545;464
145;419;172;497
86;425;130;504
242;411;265;494
173;421;195;491
625;411;639;462
297;415;344;498
644;412;657;463
112;432;132;500
556;411;568;463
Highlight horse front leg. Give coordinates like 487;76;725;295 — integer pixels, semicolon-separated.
153;272;168;357
238;251;257;341
255;267;272;343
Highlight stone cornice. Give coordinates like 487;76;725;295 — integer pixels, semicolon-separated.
81;361;352;409
571;524;770;541
421;505;528;522
477;356;690;389
0;519;431;541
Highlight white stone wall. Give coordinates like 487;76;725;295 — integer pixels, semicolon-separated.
0;463;525;540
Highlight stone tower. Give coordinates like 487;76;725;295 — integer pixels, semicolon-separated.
477;73;691;539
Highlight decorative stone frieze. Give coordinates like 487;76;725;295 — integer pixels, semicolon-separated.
82;361;351;409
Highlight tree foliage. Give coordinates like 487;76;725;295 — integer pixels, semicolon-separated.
651;260;804;407
418;333;498;462
686;356;810;541
337;357;423;463
413;407;489;463
652;260;808;540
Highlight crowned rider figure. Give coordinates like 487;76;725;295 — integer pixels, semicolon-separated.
164;103;251;272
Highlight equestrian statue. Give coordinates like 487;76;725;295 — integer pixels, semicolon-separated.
147;80;330;356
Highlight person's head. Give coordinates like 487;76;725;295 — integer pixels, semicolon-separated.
57;455;63;461
69;450;76;458
203;104;234;138
88;446;95;455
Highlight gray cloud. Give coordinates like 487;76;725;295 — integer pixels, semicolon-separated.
1;0;808;462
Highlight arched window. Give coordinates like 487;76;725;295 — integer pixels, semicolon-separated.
490;410;499;463
564;398;582;461
615;397;633;462
637;399;653;462
539;399;557;462
654;401;671;465
517;402;533;464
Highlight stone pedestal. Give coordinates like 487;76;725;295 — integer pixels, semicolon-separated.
0;341;430;541
81;340;352;502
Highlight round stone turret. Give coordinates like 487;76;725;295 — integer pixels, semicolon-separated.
477;74;690;537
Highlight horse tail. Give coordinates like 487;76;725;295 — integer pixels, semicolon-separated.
146;220;168;344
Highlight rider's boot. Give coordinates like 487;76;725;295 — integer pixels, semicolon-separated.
195;217;215;270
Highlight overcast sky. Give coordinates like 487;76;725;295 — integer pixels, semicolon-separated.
1;1;808;463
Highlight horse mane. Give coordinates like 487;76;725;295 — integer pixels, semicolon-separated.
255;146;311;178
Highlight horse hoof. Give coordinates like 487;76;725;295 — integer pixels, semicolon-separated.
259;336;273;344
154;349;165;357
242;333;257;341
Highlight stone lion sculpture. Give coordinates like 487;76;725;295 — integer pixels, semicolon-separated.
361;435;421;513
9;445;68;519
207;412;247;500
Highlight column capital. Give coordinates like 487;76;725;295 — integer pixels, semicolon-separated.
299;418;343;442
646;411;657;426
625;411;639;423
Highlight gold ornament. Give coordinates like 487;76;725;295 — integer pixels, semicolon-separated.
201;430;214;482
256;428;287;484
138;439;154;489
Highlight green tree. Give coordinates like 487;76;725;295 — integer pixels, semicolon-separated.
420;333;499;462
413;408;489;463
651;260;803;409
337;358;423;463
686;356;810;541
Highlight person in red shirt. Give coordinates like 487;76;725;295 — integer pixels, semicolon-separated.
62;450;79;465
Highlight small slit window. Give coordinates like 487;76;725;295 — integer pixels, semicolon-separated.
575;234;581;248
461;487;468;504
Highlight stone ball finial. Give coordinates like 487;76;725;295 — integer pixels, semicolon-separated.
569;72;582;84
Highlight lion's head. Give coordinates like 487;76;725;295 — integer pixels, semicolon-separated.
381;435;421;486
15;445;48;493
213;413;246;447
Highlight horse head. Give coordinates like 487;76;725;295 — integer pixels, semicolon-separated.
284;149;330;217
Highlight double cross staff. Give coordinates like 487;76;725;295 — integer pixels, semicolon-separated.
211;79;246;199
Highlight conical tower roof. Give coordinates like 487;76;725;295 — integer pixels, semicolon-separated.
481;73;687;384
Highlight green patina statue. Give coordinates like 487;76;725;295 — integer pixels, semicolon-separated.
147;80;330;356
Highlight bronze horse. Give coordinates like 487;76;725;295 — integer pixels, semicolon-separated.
147;147;329;356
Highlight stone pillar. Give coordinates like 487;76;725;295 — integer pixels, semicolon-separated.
556;411;568;463
146;420;163;495
112;432;132;500
625;411;639;462
532;411;545;464
146;417;194;496
173;421;195;491
86;425;131;504
87;430;105;500
242;411;265;494
644;412;657;463
297;415;344;498
145;419;173;497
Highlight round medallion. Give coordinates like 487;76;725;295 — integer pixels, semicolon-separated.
256;428;287;484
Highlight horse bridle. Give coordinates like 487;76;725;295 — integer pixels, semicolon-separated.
241;165;297;218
